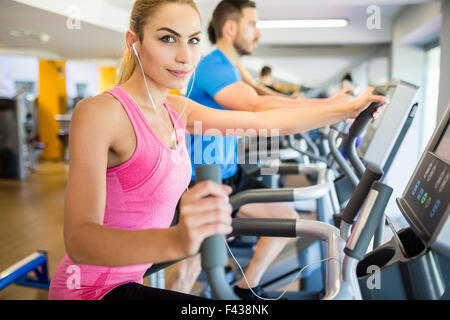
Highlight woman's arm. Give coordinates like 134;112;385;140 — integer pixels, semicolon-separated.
64;97;181;266
64;96;232;267
169;87;386;137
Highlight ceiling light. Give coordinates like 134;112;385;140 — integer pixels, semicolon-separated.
9;29;51;44
257;19;348;29
39;33;51;44
9;29;31;37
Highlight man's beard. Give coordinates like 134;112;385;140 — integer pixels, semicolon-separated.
233;38;252;56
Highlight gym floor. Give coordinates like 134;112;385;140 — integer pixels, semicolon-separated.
0;162;67;300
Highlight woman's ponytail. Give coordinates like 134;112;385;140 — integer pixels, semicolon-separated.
115;47;136;86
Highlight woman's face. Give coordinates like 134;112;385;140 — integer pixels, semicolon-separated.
136;3;202;90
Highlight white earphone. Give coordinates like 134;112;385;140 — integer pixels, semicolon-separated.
132;42;139;58
132;42;158;111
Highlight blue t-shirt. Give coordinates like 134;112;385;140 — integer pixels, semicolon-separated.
187;49;241;180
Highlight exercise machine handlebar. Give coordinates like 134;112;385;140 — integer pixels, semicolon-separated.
196;165;239;300
328;124;360;187
340;165;383;223
344;182;393;261
348;87;387;138
230;163;329;211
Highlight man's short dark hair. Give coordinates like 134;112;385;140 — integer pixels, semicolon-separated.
341;73;353;83
207;0;256;44
260;66;272;77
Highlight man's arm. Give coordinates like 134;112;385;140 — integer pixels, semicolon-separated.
171;87;386;137
214;81;352;112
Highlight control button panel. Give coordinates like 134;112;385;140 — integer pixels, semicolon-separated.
425;196;432;208
405;153;449;235
426;164;437;182
417;188;424;200
421;192;428;205
424;162;433;179
430;200;441;218
435;170;446;189
439;173;449;192
412;180;420;196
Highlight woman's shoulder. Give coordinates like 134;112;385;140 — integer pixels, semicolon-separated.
72;92;123;122
70;92;126;138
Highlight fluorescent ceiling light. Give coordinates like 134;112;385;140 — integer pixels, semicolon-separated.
9;29;51;43
257;19;348;29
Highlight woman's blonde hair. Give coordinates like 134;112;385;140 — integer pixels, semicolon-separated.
116;0;200;85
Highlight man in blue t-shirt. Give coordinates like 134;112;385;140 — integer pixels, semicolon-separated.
187;47;242;181
168;0;353;300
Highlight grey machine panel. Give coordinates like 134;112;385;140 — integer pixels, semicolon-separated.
358;79;419;169
397;103;450;257
0;98;26;180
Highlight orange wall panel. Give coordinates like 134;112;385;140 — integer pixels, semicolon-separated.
38;60;67;160
99;66;117;93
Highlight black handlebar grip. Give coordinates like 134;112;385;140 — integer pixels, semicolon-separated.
341;165;384;224
195;165;229;270
344;182;393;261
349;87;387;138
196;165;222;184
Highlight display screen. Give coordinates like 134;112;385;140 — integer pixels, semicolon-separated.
435;123;450;163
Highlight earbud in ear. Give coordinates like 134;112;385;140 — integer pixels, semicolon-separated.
132;43;139;57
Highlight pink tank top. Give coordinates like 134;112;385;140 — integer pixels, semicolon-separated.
49;86;192;300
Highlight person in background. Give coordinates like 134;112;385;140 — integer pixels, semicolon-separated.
237;63;306;99
340;73;355;91
259;66;282;93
